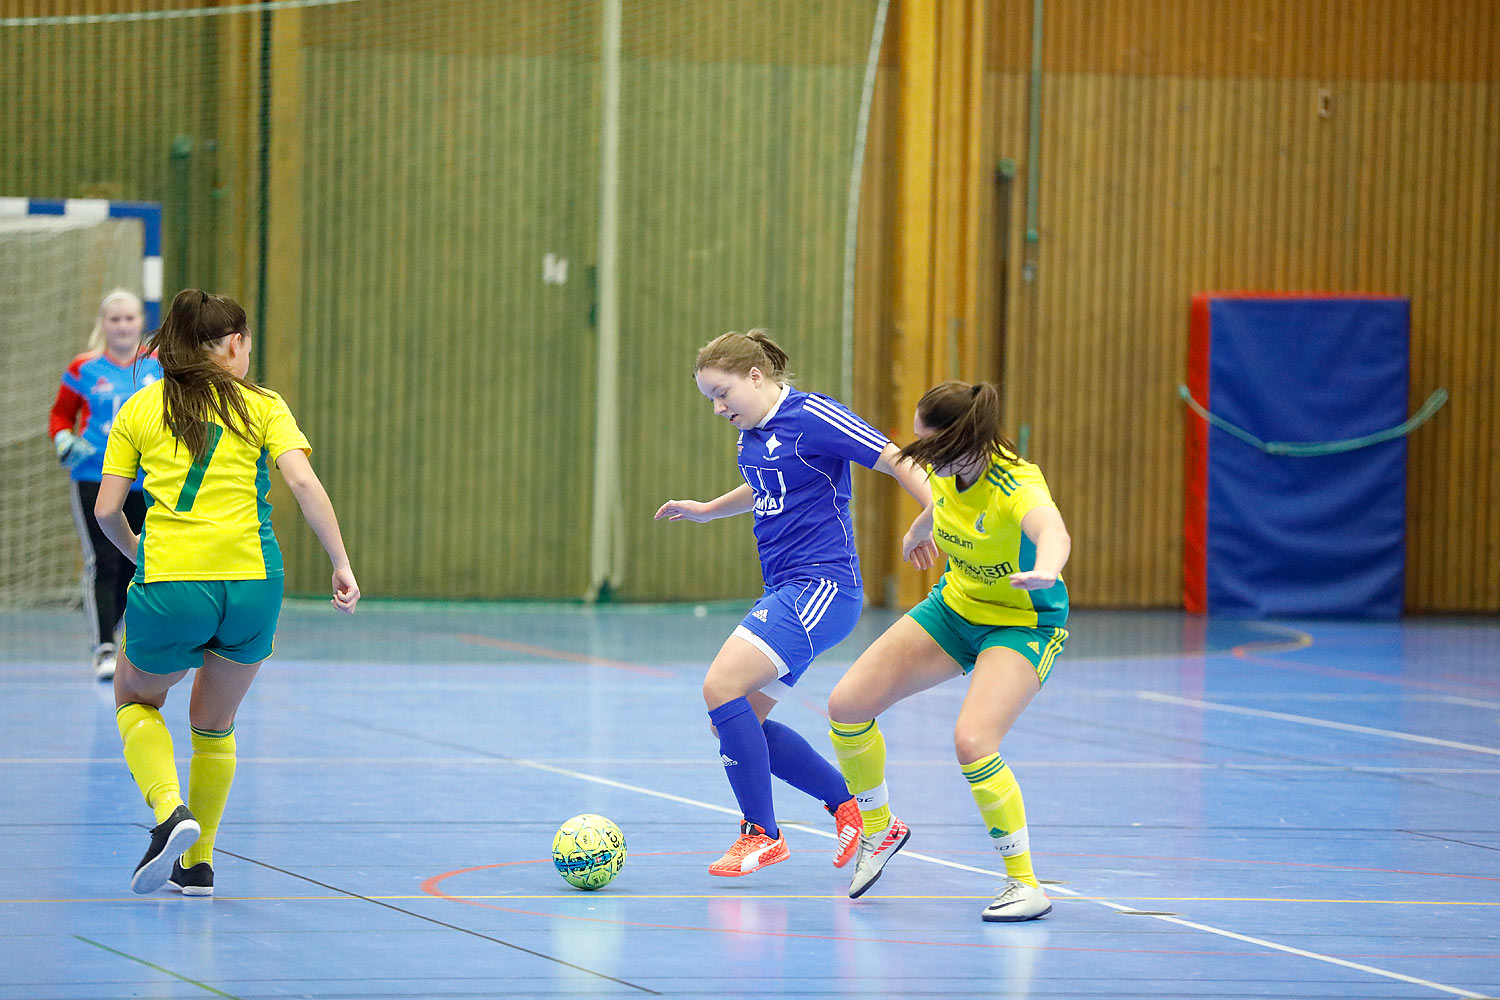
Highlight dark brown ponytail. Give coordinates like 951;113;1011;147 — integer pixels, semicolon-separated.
898;381;1020;473
149;288;268;461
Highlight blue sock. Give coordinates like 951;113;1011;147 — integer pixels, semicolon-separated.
708;697;777;838
763;718;852;810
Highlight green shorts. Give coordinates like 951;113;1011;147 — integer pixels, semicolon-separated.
906;587;1067;685
122;578;284;675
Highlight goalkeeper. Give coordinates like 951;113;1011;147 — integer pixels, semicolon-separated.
47;290;162;680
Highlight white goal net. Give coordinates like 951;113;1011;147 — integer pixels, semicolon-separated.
0;215;143;608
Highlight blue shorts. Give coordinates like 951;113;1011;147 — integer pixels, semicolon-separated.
733;577;862;700
122;578;284;675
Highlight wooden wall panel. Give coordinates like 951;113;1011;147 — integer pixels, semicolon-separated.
851;47;901;607
4;1;879;603
0;4;236;293
285;6;600;599
279;1;878;601
9;1;1492;610
612;6;878;601
912;0;1500;612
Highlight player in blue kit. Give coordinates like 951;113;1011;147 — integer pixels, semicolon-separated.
655;329;938;876
48;290;164;680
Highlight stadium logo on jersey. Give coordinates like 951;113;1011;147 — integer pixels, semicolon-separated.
751;608;769;622
720;754;739;767
936;526;974;549
764;433;782;458
974;512;986;534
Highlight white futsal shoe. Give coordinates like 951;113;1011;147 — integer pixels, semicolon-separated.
981;877;1052;922
92;643;117;682
847;816;910;898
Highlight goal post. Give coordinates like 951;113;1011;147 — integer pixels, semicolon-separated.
0;201;158;609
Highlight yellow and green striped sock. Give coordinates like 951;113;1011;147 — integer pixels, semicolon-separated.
963;752;1038;887
182;726;237;867
115;703;183;824
829;719;891;835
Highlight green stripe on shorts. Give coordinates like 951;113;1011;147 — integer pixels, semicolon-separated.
906;587;1067;685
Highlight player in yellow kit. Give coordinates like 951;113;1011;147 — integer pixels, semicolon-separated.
95;289;359;896
827;381;1070;920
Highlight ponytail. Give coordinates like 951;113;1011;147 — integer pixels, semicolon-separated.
149;288;268;461
694;328;796;385
898;380;1020;473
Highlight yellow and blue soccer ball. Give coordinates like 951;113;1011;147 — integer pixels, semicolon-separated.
551;814;626;890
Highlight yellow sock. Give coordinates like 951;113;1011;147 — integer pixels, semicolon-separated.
829;719;891;834
182;726;237;867
115;703;183;824
963;753;1038;887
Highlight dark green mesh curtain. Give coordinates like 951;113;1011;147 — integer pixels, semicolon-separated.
1;0;880;602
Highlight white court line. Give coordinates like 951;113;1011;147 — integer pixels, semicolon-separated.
1069;691;1500;705
1433;694;1500;711
1144;912;1489;1000
513;758;1490;1000
6;757;1500;776
1138;692;1500;757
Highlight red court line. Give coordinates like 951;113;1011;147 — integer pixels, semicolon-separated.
420;859;1300;958
455;634;673;677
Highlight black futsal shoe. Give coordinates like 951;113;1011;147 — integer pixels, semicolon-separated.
169;859;214;896
131;805;200;894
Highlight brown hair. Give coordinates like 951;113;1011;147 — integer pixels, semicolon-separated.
694;328;795;385
148;288;268;461
899;381;1020;473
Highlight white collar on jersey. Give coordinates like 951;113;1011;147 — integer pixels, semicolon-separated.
755;383;792;429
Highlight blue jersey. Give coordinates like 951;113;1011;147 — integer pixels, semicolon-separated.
736;386;890;590
51;351;163;484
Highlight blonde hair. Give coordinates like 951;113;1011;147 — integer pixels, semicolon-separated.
85;289;145;355
694;329;795;385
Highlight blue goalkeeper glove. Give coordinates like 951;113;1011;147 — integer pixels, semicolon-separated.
53;429;97;470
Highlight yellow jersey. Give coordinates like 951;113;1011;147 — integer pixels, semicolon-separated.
928;454;1069;627
101;379;311;583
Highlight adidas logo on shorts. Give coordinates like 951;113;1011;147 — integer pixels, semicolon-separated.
720;754;739;766
751;609;769;622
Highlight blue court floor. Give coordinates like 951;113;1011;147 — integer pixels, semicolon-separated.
1;603;1497;999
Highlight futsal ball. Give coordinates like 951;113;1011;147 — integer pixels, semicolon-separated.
552;814;626;890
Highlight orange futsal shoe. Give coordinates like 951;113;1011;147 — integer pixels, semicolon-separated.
828;798;863;868
708;820;789;877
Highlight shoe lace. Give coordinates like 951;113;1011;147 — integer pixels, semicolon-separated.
992;879;1028;904
724;821;770;859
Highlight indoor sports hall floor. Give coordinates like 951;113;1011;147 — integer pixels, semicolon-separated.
2;603;1498;999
